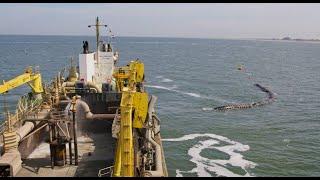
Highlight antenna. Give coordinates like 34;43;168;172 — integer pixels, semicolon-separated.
107;26;113;44
88;17;108;64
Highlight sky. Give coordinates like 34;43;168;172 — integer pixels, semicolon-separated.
0;3;320;39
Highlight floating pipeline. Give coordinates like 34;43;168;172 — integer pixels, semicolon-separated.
254;83;275;99
214;83;276;111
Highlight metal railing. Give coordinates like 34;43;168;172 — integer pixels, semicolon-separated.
0;94;42;135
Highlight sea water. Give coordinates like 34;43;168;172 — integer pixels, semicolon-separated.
0;35;319;176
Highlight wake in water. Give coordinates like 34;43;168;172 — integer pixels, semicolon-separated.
155;75;173;83
163;133;257;177
161;78;173;83
202;107;214;111
145;84;201;98
145;84;232;104
146;75;234;103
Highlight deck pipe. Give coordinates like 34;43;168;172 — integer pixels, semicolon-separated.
143;95;164;177
74;98;116;120
16;94;72;143
62;81;102;93
72;104;78;166
144;128;164;177
0;109;50;177
16;109;51;142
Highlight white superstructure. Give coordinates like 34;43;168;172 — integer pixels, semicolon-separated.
94;50;116;86
78;17;119;90
79;52;95;83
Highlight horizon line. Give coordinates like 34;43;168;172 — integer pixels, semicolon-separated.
0;33;265;41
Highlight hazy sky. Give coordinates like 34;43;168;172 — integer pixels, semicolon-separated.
1;3;320;39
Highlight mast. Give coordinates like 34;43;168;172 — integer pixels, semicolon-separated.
88;17;107;64
96;17;99;53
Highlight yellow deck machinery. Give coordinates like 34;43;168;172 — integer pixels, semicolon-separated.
111;59;167;177
0;67;46;176
112;60;148;176
0;67;44;152
0;67;43;97
0;17;167;177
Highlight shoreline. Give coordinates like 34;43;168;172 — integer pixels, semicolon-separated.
254;38;320;44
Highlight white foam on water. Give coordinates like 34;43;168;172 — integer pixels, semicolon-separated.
170;84;178;89
283;139;290;143
163;133;257;177
176;169;184;177
145;84;233;104
179;91;202;98
202;107;214;111
161;78;173;83
145;85;175;91
145;84;201;98
155;75;174;83
151;75;232;102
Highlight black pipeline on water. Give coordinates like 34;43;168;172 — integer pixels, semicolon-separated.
214;83;276;111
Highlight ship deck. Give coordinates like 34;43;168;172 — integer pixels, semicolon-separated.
16;120;115;177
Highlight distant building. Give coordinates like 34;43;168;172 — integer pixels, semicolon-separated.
282;37;291;40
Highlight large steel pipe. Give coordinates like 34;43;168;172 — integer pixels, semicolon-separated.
62;81;102;93
75;99;115;120
144;96;164;177
16;122;35;143
144;129;164;177
16;109;50;142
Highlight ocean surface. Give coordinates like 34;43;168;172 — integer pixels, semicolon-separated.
0;35;319;177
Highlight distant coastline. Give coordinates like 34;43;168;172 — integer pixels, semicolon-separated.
256;37;320;44
1;34;320;44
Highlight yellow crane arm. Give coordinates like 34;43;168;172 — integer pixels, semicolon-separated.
0;71;44;94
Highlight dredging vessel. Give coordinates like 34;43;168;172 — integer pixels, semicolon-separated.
0;17;168;177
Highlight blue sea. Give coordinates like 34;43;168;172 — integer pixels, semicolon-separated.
0;35;319;176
